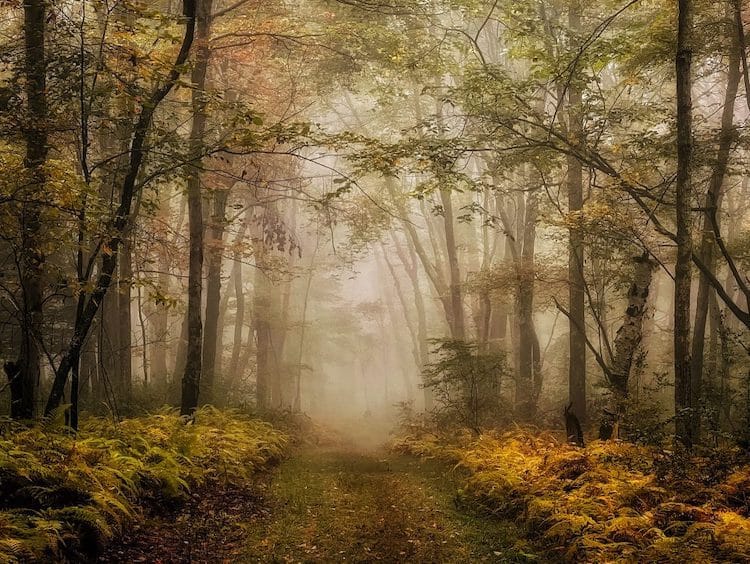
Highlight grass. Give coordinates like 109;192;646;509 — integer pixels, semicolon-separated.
241;446;538;562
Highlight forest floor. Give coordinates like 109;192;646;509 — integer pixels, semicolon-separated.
101;440;535;563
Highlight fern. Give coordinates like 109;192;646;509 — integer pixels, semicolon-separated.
392;427;750;562
0;408;289;561
0;538;28;562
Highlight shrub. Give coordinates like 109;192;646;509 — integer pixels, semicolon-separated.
423;339;509;432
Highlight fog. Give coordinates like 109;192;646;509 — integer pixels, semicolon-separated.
0;0;747;456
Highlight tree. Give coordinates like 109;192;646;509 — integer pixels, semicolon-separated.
567;0;587;425
674;0;695;448
180;0;213;416
10;0;49;420
691;3;741;426
45;0;198;419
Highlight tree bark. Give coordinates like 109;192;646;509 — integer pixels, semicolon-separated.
14;0;49;419
117;236;133;403
149;193;172;381
439;188;465;340
180;0;212;415
228;216;249;386
675;0;695;448
201;188;228;404
378;248;417;403
392;232;432;410
515;187;540;419
567;0;587;425
254;248;271;411
608;255;655;412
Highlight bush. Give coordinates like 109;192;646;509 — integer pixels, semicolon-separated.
0;406;287;562
423;339;509;432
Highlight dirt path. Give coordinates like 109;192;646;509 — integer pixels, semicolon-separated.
102;446;535;563
240;447;532;563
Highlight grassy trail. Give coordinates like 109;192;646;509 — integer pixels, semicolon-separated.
102;441;536;563
240;446;532;563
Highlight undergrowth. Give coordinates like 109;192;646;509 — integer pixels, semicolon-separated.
0;406;287;563
392;428;750;562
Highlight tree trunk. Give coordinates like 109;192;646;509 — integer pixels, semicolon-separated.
172;311;189;389
439;188;465;340
180;0;212;416
228;217;249;387
515;187;540;419
117;236;133;404
606;255;656;425
201;188;228;404
254;249;271;411
675;0;695;448
149;193;172;381
392;232;432;410
13;0;49;419
293;230;319;412
378;248;416;403
691;7;740;421
567;0;587;425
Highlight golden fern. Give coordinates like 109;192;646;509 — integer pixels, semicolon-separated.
0;408;289;561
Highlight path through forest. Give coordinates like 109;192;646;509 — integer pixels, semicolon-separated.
102;441;534;563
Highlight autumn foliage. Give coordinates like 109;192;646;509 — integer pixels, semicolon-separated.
392;429;750;562
0;408;287;562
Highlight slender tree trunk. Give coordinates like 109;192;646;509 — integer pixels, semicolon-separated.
273;266;293;407
675;0;695;448
172;311;189;387
392;233;432;410
228;217;249;386
567;0;587;425
12;0;49;419
99;284;120;401
201;188;228;404
293;227;319;412
180;0;212;415
117;237;133;404
214;248;238;380
515;187;540;419
378;249;417;402
150;193;172;381
489;197;511;354
439;188;465;340
79;336;97;404
691;8;740;427
254;250;271;410
136;279;149;387
240;304;255;385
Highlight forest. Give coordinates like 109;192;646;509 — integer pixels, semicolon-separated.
1;0;750;562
